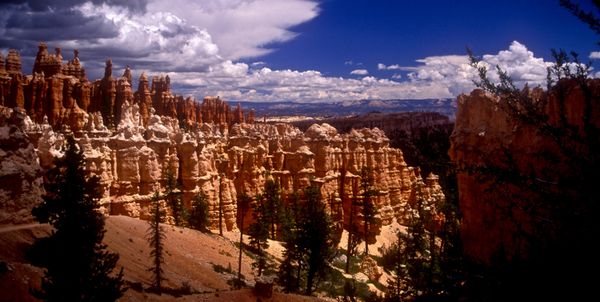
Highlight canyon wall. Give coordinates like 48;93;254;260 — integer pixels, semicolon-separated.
1;101;445;236
15;101;443;234
449;79;600;263
0;43;254;132
0;44;444;238
292;112;451;134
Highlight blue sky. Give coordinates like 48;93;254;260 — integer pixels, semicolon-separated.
0;0;598;102
259;0;598;78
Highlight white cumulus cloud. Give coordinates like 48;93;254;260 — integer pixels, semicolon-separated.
0;0;319;77
387;41;554;96
378;63;402;70
147;0;319;60
165;41;558;103
350;69;369;75
480;41;550;85
590;51;600;59
0;2;561;104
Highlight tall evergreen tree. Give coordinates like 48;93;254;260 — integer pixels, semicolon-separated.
164;164;185;226
382;181;440;300
262;179;283;239
359;167;377;256
31;135;125;302
405;182;433;297
296;185;333;295
277;192;301;293
345;181;361;273
187;192;211;232
248;194;270;276
236;192;252;287
147;191;165;293
216;157;229;236
383;232;410;302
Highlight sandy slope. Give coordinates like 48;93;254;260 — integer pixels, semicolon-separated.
0;215;324;302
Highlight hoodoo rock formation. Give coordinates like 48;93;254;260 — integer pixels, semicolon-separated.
0;43;253;132
0;43;444;239
450;79;600;263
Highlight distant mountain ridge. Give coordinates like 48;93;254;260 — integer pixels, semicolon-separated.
237;99;457;119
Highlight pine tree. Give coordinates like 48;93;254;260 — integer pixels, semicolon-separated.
296;185;333;295
216;157;229;236
164;164;185;226
560;0;600;43
383;232;410;301
359;167;377;256
382;181;440;300
345;180;361;273
31;135;125;302
147;191;165;293
404;182;431;297
436;183;462;298
236;192;252;287
188;192;210;232
263;179;282;239
277;192;301;293
248;194;270;276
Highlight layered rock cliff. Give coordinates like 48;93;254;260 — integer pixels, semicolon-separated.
0;43;254;132
2;100;444;236
0;43;444;239
450;79;600;263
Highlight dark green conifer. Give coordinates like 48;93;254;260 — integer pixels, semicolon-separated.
147;191;165;293
296;185;333;295
359;167;377;256
31;135;125;302
164;164;185;226
248;194;270;276
277;192;301;293
188;192;211;232
236;192;252;287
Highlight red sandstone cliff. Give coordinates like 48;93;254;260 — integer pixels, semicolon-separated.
1;100;445;239
0;43;445;240
449;79;600;263
0;43;250;131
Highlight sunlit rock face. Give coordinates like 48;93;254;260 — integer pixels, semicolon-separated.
0;44;443;237
1;99;445;236
0;43;253;132
449;79;600;264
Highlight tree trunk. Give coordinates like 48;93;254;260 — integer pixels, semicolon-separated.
218;175;223;236
258;252;263;276
271;213;275;239
153;220;162;293
297;259;302;290
428;230;436;294
364;218;369;255
306;269;314;295
237;215;244;286
345;197;354;273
